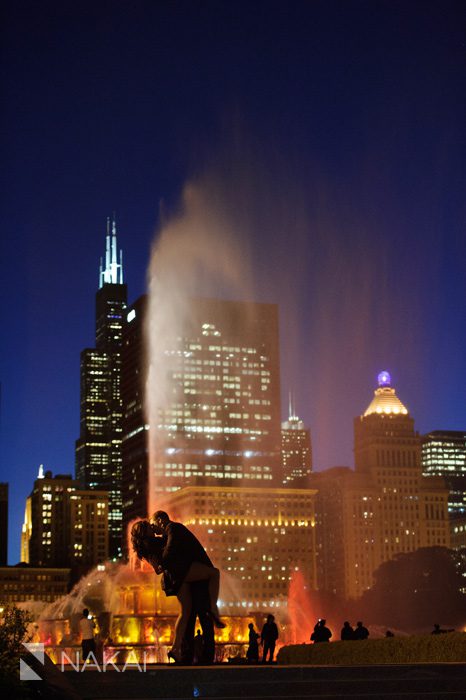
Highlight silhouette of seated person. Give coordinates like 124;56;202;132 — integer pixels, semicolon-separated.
311;618;332;643
353;621;369;640
180;580;215;665
340;621;354;640
431;623;454;635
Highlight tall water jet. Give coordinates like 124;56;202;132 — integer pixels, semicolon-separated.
145;182;255;515
287;570;317;644
142;178;318;628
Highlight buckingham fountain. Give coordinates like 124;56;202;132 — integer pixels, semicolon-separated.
32;185;316;663
35;562;262;664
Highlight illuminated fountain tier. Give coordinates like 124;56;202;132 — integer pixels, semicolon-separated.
34;562;267;663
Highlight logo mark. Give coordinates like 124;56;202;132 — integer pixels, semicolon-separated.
20;642;44;681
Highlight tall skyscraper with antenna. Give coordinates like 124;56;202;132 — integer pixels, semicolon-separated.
281;393;312;486
75;216;127;558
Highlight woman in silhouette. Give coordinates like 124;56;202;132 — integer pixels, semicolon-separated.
246;622;260;663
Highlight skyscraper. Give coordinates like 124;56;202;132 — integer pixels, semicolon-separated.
281;397;312;486
122;296;282;531
121;296;149;532
421;430;466;518
22;468;108;568
76;217;127;558
313;372;450;599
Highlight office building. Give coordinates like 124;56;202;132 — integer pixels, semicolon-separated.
76;216;127;558
281;399;312;486
22;468;108;568
313;372;450;599
121;296;149;532
122;296;282;532
0;564;70;606
162;485;317;610
421;430;466;518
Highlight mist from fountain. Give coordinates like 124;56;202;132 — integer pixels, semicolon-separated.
286;570;318;644
31;561;180;662
143;177;323;646
145;182;254;516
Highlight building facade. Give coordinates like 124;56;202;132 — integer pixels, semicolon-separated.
162;485;317;611
0;564;70;606
313;372;450;599
22;469;108;569
121;296;149;533
75;216;127;558
122;296;282;533
281;400;312;486
421;430;466;518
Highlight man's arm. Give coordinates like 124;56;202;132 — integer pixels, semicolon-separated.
161;524;178;566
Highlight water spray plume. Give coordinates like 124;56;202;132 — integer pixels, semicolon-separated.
145;182;254;516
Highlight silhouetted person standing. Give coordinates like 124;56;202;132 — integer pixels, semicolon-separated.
311;618;332;643
261;614;279;663
79;608;96;660
353;621;369;640
246;622;260;663
341;621;354;640
193;629;204;664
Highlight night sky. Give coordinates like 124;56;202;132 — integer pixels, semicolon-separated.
1;1;465;563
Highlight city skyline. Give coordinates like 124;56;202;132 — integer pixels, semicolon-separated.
1;1;465;563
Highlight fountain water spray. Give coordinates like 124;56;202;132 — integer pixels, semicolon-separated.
145;182;254;515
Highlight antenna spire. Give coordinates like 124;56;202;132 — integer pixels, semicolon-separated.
99;214;124;287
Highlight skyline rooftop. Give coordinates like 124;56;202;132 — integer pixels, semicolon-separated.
363;371;409;417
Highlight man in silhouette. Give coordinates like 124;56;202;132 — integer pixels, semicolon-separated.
311;618;332;643
79;608;96;661
340;621;354;640
261;613;279;663
353;621;369;640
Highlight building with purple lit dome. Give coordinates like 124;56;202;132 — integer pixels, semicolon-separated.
312;372;450;599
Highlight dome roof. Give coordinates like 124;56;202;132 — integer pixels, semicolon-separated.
363;371;409;417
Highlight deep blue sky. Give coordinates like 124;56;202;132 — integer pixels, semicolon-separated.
1;1;465;563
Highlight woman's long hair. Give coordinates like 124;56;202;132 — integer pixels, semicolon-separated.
131;520;154;560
